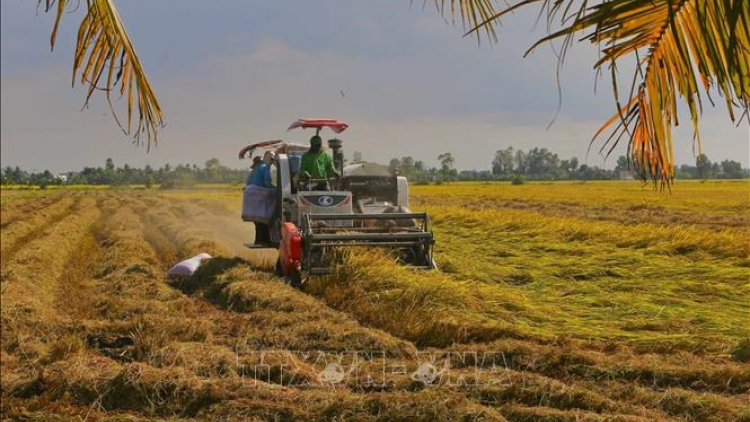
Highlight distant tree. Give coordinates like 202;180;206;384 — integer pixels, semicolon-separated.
577;164;615;180
388;158;401;174
204;157;222;182
492;147;514;175
569;157;579;172
400;156;416;178
721;160;744;179
437;153;456;181
2;166;14;185
559;157;579;179
514;150;527;175
677;164;698;179
410;160;429;182
205;157;221;169
101;158;115;184
696;153;713;178
31;170;58;189
615;156;629;172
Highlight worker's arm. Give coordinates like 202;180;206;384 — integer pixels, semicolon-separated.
324;153;338;178
299;155;311;180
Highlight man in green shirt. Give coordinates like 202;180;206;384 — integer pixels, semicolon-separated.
300;135;338;190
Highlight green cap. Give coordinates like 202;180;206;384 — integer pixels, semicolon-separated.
310;135;322;146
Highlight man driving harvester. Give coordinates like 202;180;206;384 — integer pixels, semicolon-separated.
300;135;339;191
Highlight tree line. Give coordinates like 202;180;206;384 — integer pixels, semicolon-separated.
385;148;748;183
2;149;747;188
1;158;246;188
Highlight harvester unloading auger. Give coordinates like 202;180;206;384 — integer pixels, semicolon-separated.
240;118;436;286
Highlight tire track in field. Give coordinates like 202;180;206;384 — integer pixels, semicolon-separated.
0;195;82;269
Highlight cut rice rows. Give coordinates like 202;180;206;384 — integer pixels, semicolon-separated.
1;187;748;422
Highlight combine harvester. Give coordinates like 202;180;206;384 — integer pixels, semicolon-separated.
240;118;436;286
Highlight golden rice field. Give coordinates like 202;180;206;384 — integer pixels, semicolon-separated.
1;180;748;422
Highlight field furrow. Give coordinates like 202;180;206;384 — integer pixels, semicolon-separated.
1;195;100;397
0;195;79;266
0;192;67;227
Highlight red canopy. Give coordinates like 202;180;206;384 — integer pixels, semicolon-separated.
287;118;349;134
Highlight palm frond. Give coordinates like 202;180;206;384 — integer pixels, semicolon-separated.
42;0;163;149
473;0;750;186
427;0;500;42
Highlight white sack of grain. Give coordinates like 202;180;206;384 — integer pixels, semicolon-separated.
167;253;212;276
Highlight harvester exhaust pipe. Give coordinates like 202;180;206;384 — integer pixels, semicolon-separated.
328;138;344;177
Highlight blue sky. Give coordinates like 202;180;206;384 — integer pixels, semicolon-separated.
2;0;747;172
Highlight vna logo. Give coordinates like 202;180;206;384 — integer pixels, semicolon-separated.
318;196;334;206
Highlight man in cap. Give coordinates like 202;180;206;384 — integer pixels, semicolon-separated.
299;135;338;190
246;156;263;185
247;151;274;244
248;151;273;188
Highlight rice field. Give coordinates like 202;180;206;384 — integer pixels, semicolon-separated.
1;180;748;422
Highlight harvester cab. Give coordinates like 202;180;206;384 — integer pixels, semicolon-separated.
240;118;436;286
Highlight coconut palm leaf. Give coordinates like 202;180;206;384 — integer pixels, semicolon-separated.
468;0;750;185
426;0;500;42
41;0;163;149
